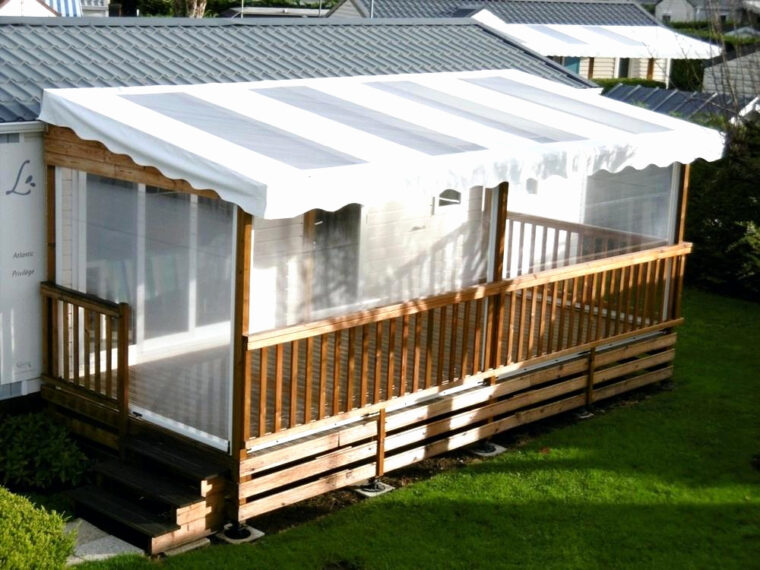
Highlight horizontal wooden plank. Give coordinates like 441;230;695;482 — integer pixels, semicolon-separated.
241;420;377;476
595;333;677;367
240;441;377;498
238;463;377;520
385;375;587;453
594;349;675;384
383;394;587;472
593;367;673;402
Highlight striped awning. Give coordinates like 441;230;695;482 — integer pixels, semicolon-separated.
38;69;725;219
44;0;82;17
475;10;720;60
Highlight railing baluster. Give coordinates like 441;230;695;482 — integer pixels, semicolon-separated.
540;225;549;272
332;332;341;415
517;222;525;276
386;317;396;398
425;310;434;389
400;315;409;395
412;314;421;393
516;289;528;362
528;223;537;274
595;270;606;341
436;306;446;386
319;334;328;419
73;306;80;386
641;261;653;328
259;347;268;437
105;315;113;398
460;300;471;377
94;312;102;394
52;299;59;379
83;309;91;391
374;321;383;402
360;325;370;407
347;327;356;411
449;302;459;379
538;284;548;356
274;343;284;432
548;282;558;353
527;286;538;358
304;337;313;423
633;263;645;330
290;339;299;428
472;298;483;373
62;301;70;382
506;291;517;364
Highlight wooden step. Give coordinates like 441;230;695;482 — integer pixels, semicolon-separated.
125;436;230;482
69;485;180;553
94;460;202;509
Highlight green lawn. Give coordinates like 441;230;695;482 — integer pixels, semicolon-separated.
82;289;760;569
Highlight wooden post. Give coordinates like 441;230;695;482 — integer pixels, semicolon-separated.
46;165;56;281
675;163;690;244
488;183;509;369
588;57;595;79
376;408;386;478
646;58;655;81
586;347;597;408
232;209;253;459
117;302;130;452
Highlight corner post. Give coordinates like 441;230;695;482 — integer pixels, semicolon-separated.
232;208;253;461
488;182;509;370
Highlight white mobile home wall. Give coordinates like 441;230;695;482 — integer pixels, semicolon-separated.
0;123;45;399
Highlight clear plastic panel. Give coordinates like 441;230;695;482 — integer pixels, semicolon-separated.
250;188;489;332
504;165;676;278
64;175;236;446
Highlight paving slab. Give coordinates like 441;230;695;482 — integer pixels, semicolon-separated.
66;518;143;566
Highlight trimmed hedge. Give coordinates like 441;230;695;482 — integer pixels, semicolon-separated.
0;413;87;491
593;78;666;93
0;486;75;569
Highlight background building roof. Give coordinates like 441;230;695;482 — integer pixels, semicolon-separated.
335;0;660;26
0;17;592;124
604;83;758;122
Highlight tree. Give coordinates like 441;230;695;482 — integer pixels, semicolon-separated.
173;0;207;17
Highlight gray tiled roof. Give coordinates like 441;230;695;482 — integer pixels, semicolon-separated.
0;17;592;124
337;0;660;26
604;83;756;122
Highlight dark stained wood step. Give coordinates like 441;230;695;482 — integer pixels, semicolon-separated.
125;435;230;482
70;485;179;551
94;460;202;509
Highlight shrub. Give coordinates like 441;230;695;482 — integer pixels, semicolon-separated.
687;119;760;299
0;486;75;569
593;78;666;93
0;413;88;492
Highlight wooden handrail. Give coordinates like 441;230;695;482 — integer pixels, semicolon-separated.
41;281;121;317
248;242;691;349
506;211;662;245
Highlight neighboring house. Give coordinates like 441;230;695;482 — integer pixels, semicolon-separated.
0;0;57;16
330;0;720;83
42;0;82;16
703;50;760;97
81;0;109;17
1;16;724;556
655;0;746;23
605;83;759;122
222;6;325;17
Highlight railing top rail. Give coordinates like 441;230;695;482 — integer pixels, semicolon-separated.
247;242;691;350
40;281;122;317
506;211;663;244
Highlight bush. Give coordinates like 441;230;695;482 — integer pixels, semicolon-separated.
0;413;88;492
593;78;666;93
0;486;75;569
687;119;760;299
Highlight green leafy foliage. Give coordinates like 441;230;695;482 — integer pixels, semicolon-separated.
593;78;666;93
0;413;88;492
687;119;760;299
0;486;76;569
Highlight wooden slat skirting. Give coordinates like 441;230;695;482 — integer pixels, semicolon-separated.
236;331;678;521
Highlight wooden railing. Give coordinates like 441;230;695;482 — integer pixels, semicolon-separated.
41;282;130;426
505;212;666;277
245;242;689;441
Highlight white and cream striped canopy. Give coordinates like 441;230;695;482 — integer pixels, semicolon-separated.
39;69;724;219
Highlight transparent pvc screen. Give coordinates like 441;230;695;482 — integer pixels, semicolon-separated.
58;173;235;448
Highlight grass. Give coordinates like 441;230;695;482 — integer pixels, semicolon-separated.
81;289;760;569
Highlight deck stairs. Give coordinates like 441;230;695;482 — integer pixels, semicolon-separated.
69;435;229;555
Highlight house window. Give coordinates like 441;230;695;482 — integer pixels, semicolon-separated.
618;58;631;78
438;189;462;207
662;14;671;24
563;57;581;74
